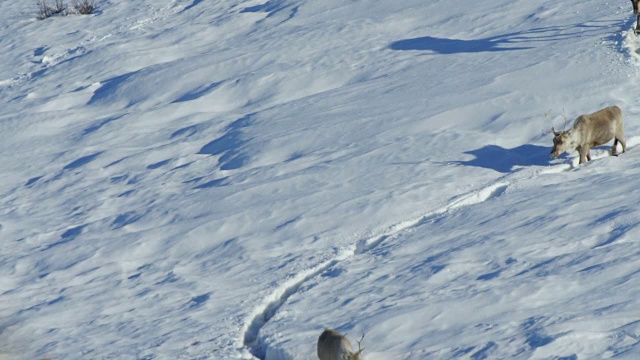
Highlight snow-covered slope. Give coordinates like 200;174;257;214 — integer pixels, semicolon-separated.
2;0;640;359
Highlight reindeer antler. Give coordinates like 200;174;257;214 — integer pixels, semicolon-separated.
561;110;569;131
544;110;558;135
355;333;365;355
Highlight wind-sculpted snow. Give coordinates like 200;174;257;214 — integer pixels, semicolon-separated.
2;0;640;359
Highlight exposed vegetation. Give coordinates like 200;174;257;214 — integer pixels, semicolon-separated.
36;0;65;20
71;0;96;15
36;0;97;20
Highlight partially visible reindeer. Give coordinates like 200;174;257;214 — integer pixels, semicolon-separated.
317;328;364;360
632;0;640;34
549;105;626;164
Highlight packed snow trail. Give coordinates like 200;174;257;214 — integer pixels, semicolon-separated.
242;180;512;358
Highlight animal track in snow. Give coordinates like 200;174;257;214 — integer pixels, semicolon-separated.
243;251;352;359
242;181;511;359
448;183;509;211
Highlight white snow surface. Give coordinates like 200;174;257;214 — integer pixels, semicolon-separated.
2;0;640;359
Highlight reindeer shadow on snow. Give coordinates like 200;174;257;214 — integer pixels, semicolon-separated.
389;20;625;54
452;144;552;173
454;142;624;173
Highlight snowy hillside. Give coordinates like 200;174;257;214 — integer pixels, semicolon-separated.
2;0;640;359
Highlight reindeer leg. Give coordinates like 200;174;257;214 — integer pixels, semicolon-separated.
636;15;640;34
579;146;588;164
617;136;627;155
612;139;619;156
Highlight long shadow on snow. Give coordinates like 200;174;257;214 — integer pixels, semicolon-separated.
173;81;224;103
240;0;298;24
88;71;136;106
180;0;204;13
390;36;531;53
42;225;86;250
63;151;104;170
82;115;125;135
198;114;254;170
241;0;287;16
452;144;550;173
389;20;621;54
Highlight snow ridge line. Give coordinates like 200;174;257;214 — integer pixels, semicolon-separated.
242;182;510;359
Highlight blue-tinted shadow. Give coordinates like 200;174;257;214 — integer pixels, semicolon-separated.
453;144;551;173
390;21;622;54
181;0;203;13
198;114;254;170
82;115;124;135
43;225;86;250
88;72;135;105
63;152;103;170
112;211;143;229
173;81;224;103
390;36;531;53
240;0;298;24
188;293;211;309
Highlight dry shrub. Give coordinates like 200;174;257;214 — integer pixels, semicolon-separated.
36;0;66;20
36;0;96;20
71;0;96;15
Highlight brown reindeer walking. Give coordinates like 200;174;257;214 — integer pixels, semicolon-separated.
549;105;626;164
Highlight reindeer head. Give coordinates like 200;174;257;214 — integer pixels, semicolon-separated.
546;111;572;158
550;130;573;158
632;0;640;15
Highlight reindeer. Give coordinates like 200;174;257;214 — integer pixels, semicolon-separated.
317;328;364;360
632;0;640;34
549;105;626;164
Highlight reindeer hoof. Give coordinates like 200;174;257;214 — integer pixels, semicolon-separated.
635;29;640;35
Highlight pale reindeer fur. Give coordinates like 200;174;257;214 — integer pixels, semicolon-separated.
549;105;626;164
317;328;364;360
